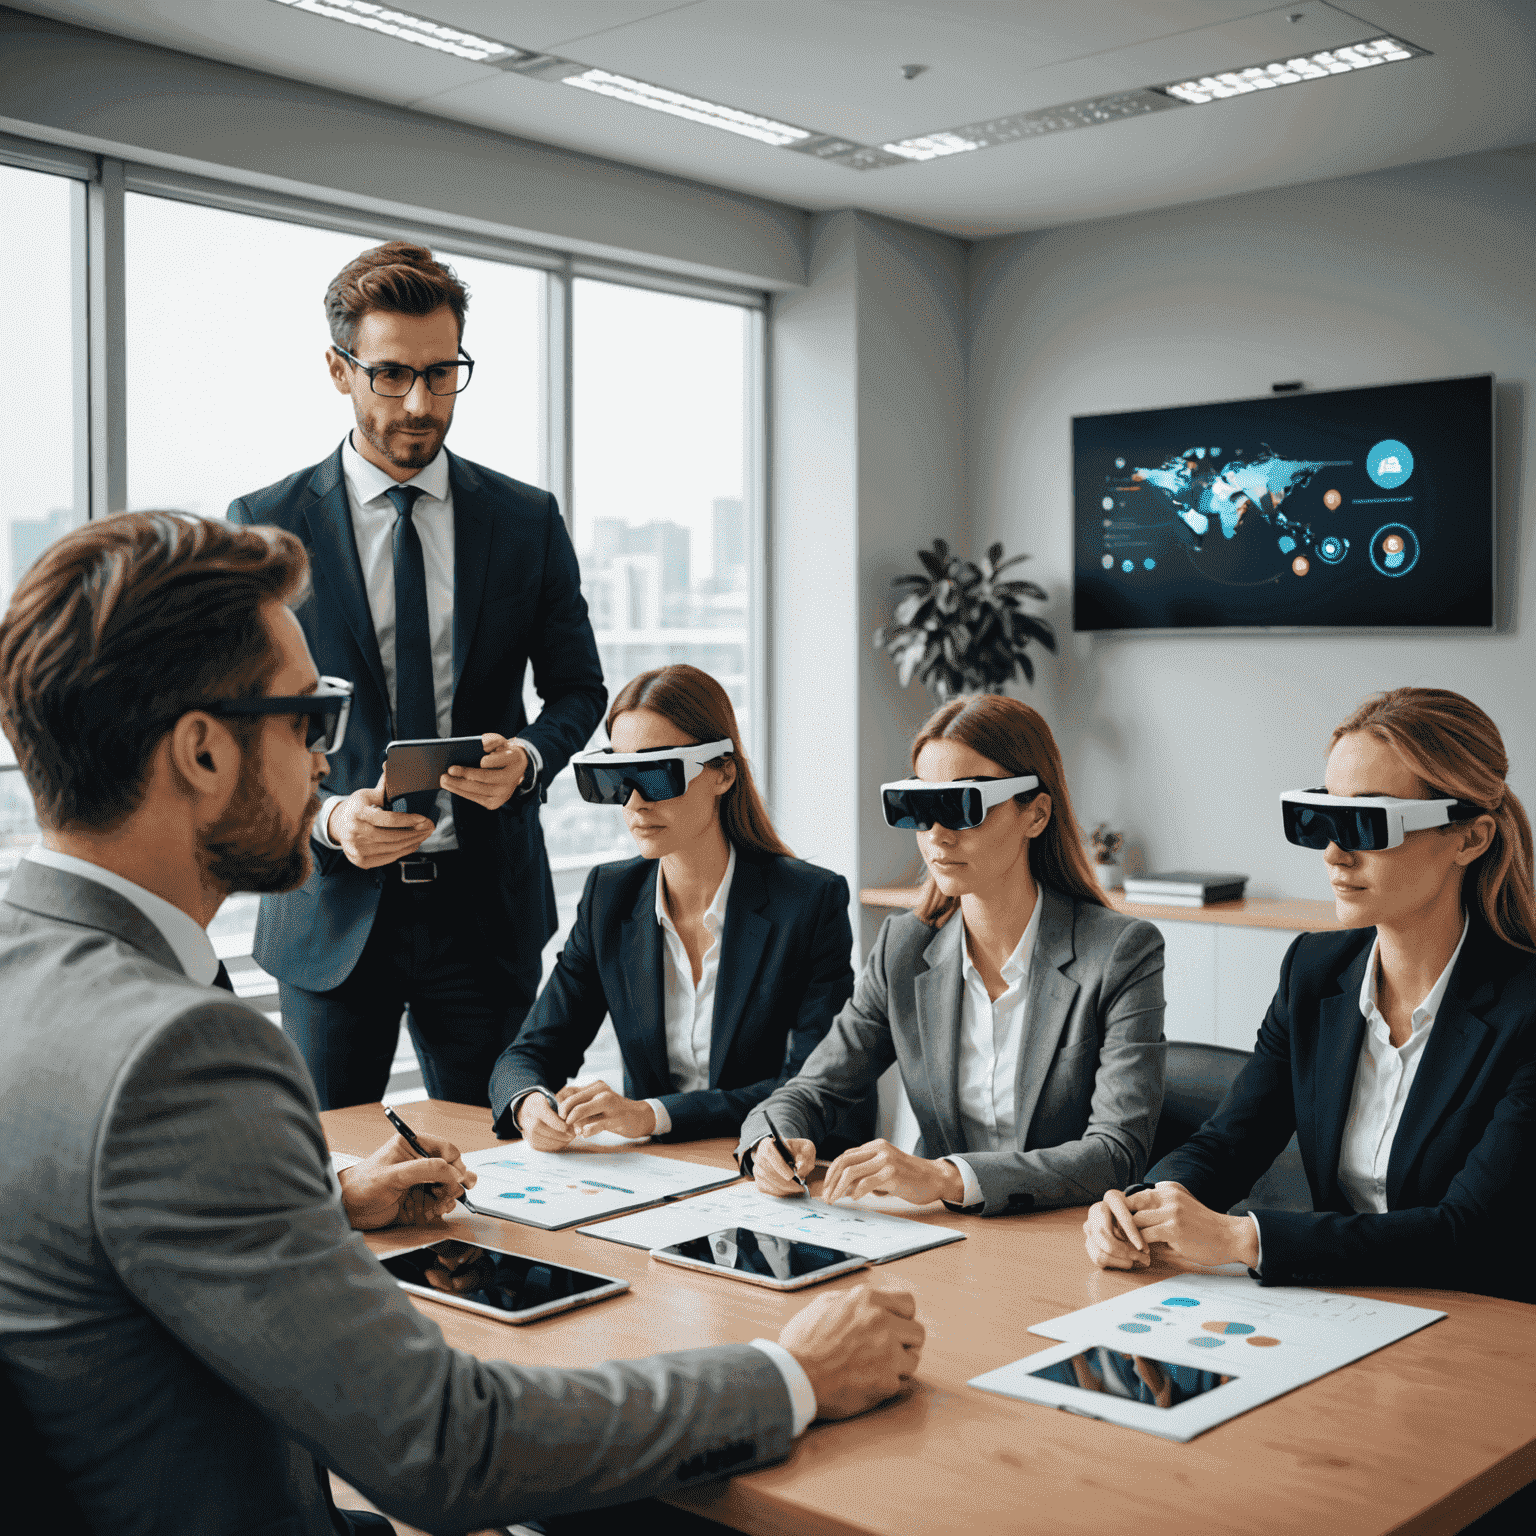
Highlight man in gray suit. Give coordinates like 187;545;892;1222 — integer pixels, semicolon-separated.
0;512;923;1534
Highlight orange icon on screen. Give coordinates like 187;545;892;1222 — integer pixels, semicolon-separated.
1292;556;1310;576
1383;534;1405;554
1323;489;1342;510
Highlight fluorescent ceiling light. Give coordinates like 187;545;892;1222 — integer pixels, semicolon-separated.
561;69;811;148
267;0;522;64
1158;37;1424;106
265;2;1428;172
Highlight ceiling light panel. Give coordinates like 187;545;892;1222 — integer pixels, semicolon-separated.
1157;37;1428;106
561;69;813;147
267;0;524;64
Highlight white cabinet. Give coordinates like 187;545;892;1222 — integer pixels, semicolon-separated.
1146;920;1304;1051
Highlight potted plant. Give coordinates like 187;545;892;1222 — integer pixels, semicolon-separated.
874;539;1055;698
1090;824;1124;889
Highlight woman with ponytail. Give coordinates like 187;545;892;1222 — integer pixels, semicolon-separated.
1086;688;1536;1303
742;694;1167;1217
489;664;861;1146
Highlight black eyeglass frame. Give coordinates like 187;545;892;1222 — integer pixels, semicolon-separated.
186;676;354;755
333;343;476;397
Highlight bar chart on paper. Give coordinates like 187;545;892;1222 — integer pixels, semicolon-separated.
460;1144;738;1230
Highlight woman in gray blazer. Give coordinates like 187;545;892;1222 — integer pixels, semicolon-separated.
739;694;1166;1216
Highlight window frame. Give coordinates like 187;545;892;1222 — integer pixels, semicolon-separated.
0;138;772;814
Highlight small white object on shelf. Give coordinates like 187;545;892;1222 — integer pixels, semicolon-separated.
1095;861;1123;889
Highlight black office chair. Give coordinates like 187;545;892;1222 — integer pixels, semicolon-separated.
1151;1041;1311;1214
1;1368;93;1535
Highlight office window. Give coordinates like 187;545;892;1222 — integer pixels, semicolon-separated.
541;279;753;871
125;195;544;516
1;164;83;887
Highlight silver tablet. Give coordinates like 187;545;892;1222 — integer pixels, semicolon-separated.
380;1238;628;1325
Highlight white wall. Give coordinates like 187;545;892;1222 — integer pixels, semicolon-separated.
769;211;968;946
0;5;808;289
968;146;1536;900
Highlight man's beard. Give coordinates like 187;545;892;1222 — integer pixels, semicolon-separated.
199;750;319;895
356;406;449;470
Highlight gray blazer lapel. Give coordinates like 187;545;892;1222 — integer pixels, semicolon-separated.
2;861;185;976
1012;886;1080;1145
913;915;965;1153
299;447;390;714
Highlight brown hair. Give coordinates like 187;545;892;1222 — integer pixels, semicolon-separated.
607;665;792;859
0;512;308;831
324;241;469;351
909;694;1106;926
1332;688;1536;951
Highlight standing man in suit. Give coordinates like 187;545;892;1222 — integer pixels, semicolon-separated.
230;240;605;1110
0;512;924;1534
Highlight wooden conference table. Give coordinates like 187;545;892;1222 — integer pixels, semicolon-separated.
324;1101;1536;1536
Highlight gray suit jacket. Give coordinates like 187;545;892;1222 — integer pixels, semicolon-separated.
738;887;1166;1215
0;862;792;1534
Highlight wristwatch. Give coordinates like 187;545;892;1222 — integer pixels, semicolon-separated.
511;737;541;797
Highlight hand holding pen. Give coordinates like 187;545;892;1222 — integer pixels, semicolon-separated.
752;1111;816;1198
330;1106;478;1231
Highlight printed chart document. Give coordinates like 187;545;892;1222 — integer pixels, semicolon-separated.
460;1144;739;1231
970;1272;1445;1442
579;1183;964;1263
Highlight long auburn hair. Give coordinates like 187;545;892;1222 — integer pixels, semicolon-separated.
606;665;792;859
1332;688;1536;952
910;694;1105;926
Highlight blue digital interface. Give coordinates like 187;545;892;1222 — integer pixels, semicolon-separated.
1073;375;1492;630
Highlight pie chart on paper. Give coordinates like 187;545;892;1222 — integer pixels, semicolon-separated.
1201;1320;1256;1336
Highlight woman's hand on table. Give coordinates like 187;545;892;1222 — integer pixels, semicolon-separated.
821;1139;965;1207
557;1080;658;1140
516;1091;576;1151
339;1131;475;1231
1083;1182;1259;1270
751;1134;817;1196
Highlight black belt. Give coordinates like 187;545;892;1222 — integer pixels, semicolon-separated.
391;850;464;884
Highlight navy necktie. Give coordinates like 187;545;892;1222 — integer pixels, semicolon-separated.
386;484;438;822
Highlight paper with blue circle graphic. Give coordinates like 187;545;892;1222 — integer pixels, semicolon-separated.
460;1143;739;1230
968;1272;1444;1441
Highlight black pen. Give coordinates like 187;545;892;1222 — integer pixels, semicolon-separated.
383;1105;472;1213
763;1111;810;1195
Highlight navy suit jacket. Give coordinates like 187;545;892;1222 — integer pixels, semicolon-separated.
229;443;605;993
489;853;855;1142
1151;917;1536;1302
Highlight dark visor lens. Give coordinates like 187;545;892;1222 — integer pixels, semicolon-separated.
575;760;688;806
305;706;345;753
882;785;984;831
1282;800;1388;852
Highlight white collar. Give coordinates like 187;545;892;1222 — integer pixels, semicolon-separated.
656;843;737;936
25;847;221;986
962;887;1044;988
341;431;450;506
1359;912;1470;1035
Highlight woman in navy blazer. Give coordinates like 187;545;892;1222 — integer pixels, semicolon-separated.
1085;688;1536;1303
488;664;855;1145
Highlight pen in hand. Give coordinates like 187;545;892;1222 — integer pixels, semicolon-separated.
383;1105;472;1213
763;1111;810;1196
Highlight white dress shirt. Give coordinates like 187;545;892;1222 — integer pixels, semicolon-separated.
942;896;1044;1211
645;846;737;1136
25;847;220;985
1248;914;1470;1271
1338;915;1469;1212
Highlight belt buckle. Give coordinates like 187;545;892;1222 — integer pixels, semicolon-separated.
399;858;437;884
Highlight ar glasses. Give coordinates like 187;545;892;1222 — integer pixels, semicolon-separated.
1280;788;1481;852
190;676;353;755
573;739;734;806
881;774;1040;832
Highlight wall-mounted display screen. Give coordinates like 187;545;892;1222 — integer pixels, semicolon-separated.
1072;374;1493;631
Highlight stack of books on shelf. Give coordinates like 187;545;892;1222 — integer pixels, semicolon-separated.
1120;871;1248;907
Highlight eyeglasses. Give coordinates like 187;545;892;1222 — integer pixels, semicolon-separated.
571;739;734;806
188;676;353;755
881;774;1041;831
334;343;475;397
